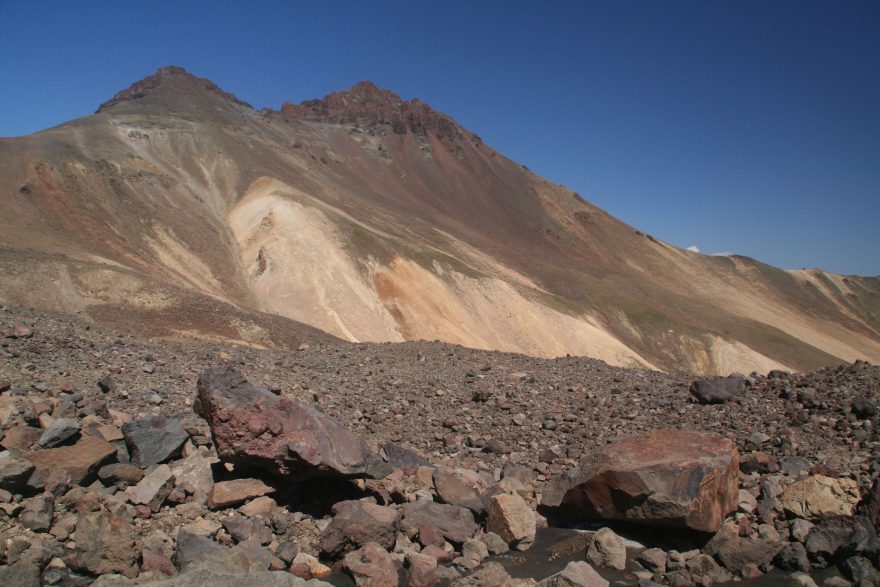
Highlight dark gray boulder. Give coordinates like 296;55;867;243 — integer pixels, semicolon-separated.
122;416;188;468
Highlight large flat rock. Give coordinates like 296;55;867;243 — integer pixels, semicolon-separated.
542;429;739;533
25;434;117;486
195;366;388;481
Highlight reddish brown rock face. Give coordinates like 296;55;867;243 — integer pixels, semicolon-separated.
542;429;739;533
195;366;389;481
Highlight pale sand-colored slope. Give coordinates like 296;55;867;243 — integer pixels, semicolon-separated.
228;177;657;369
228;179;403;343
653;247;880;364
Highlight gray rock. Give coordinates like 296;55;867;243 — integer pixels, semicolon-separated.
222;515;273;545
0;452;35;492
776;542;812;572
124;463;174;512
383;442;430;469
148;567;329;586
434;468;484;514
686;553;729;583
122;416;188;467
171;450;215;505
483;531;510;555
19;495;54;532
98;463;144;486
791;518;815;543
690;376;744;404
841;555;880;583
90;574;137;587
805;515;879;566
586;527;626;570
401;500;478;545
38;417;81;447
638;547;667;573
536;561;609;587
276;542;300;565
0;561;41;587
486;491;536;551
451;561;514;586
320;499;400;558
703;523;783;573
70;510;140;578
852;398;878;419
230;537;274;571
457;538;489;569
175;527;226;571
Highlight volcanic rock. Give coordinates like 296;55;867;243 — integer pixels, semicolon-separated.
638;547;667;573
320;499;400;558
383;442;430;469
70;510;140;578
222;515;273;545
401;499;478;545
690;376;745;404
804;515;879;566
124;464;175;512
149;567;323;586
195;366;388;480
19;494;54;532
542;428;739;532
25;434;116;485
857;476;880;532
433;467;484;514
486;491;536;551
780;475;860;519
841;555;880;583
536;561;609;587
174;527;226;571
122;416;188;467
775;542;812;572
38;417;81;448
0;452;35;492
1;425;42;450
98;462;144;486
207;478;275;509
586;527;626;570
342;542;399;587
170;450;215;504
0;561;41;587
703;522;783;573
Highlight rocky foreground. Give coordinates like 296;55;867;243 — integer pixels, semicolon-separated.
1;305;880;586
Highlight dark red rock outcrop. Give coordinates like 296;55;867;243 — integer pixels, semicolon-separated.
194;366;389;481
542;429;739;533
276;81;481;145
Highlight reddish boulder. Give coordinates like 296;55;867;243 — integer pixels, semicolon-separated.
25;434;116;486
342;542;399;587
195;366;388;480
320;499;401;558
542;429;739;533
401;500;478;545
207;478;275;510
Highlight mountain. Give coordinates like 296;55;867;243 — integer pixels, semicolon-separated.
1;65;878;374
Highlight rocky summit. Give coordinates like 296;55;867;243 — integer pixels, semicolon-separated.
0;306;879;586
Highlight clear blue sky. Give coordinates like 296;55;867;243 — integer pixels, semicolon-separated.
1;1;878;276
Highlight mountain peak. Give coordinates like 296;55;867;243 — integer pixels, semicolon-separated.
276;81;473;142
96;65;253;114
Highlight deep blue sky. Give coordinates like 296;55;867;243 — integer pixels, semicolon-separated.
2;1;878;276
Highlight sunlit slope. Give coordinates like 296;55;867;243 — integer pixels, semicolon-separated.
1;66;877;373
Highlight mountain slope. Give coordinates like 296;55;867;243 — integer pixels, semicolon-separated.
1;66;878;373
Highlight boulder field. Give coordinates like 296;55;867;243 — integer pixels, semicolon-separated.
1;307;880;585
